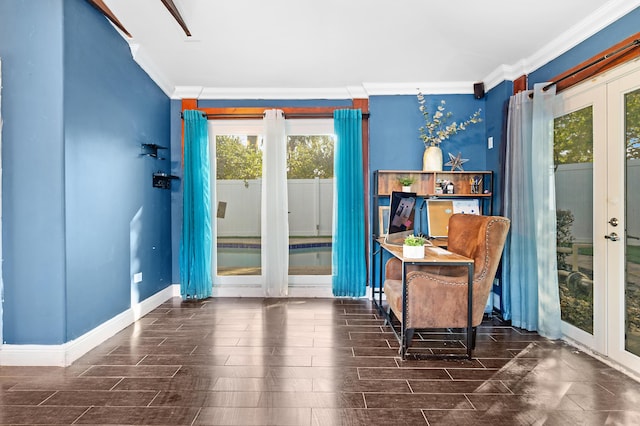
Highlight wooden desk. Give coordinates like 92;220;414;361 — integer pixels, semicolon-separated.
373;239;475;359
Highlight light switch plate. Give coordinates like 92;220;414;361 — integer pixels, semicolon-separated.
133;272;143;283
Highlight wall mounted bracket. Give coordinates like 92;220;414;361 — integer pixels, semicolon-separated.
152;172;179;189
141;143;168;160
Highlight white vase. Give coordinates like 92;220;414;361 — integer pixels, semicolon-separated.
402;185;412;192
403;244;424;259
423;146;443;171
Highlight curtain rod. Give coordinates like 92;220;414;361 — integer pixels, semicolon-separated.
529;38;640;98
543;38;639;92
180;111;370;119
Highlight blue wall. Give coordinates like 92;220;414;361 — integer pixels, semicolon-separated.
62;0;172;340
369;94;486;172
0;0;67;344
0;0;171;344
483;80;513;215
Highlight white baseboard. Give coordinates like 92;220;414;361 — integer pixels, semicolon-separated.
211;283;335;298
0;285;179;367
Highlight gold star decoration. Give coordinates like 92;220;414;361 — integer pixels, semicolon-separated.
445;152;469;171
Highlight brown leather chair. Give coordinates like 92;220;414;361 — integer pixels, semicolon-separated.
383;214;510;358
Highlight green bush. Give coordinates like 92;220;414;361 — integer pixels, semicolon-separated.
556;209;575;270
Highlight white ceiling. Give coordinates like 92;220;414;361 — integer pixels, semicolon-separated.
102;0;639;99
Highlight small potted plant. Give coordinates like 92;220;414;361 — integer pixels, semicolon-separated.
403;234;427;258
397;176;415;192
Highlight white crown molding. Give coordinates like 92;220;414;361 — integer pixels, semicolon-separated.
172;86;204;99
363;82;475;96
186;82;476;100
346;85;369;99
181;81;476;100
194;86;356;100
0;285;180;366
483;0;640;90
128;43;175;98
483;61;530;92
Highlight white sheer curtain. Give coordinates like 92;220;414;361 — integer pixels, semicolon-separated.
503;83;562;339
261;110;289;296
531;83;562;338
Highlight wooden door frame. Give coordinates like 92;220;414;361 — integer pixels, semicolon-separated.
181;98;372;285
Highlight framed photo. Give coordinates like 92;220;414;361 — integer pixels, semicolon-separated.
379;206;390;236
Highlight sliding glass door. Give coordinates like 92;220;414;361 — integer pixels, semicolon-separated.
286;132;334;277
209;119;335;291
213;121;263;277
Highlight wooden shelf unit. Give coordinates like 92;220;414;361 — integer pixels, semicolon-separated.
372;170;493;238
374;170;493;197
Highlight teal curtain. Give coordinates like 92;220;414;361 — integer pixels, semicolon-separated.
332;109;366;297
180;110;212;300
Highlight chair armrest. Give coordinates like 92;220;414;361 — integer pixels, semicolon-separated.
385;257;402;280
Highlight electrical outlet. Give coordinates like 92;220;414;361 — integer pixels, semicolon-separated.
488;136;494;149
133;272;143;283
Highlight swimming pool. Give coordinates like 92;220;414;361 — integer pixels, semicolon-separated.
217;243;332;276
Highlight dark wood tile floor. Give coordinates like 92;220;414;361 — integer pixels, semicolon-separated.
2;297;640;425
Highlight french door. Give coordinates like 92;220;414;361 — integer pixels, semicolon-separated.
606;67;640;371
208;119;335;295
555;59;640;373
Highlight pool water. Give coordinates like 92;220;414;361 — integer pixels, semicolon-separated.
217;245;332;276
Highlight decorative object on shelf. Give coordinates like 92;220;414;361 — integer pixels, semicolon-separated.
470;175;483;194
402;234;427;258
397;176;415;192
423;146;444;171
437;179;454;194
417;93;482;171
152;171;180;189
445;152;469;171
141;143;168;160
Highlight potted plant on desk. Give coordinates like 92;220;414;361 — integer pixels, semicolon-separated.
403;234;427;258
397;176;416;192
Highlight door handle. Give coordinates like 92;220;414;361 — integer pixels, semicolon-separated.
605;232;620;241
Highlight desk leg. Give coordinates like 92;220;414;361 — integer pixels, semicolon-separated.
466;262;474;359
378;247;384;309
401;261;407;359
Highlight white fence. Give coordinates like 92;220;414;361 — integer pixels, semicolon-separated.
216;163;639;242
555;160;640;245
215;178;333;237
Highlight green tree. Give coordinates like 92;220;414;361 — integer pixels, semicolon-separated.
287;135;334;179
626;89;640;160
553;90;640;163
215;134;334;181
554;106;593;165
556;209;575;270
216;135;262;180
